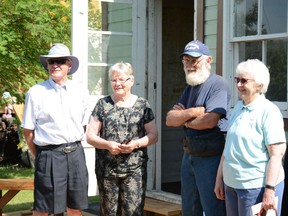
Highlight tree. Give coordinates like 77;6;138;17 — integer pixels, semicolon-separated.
0;0;72;104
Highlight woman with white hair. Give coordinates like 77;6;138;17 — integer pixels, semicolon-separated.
214;59;287;216
86;62;158;216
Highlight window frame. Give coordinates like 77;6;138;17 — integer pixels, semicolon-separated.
72;0;152;191
223;0;288;117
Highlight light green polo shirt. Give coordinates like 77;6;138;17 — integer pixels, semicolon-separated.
223;94;286;189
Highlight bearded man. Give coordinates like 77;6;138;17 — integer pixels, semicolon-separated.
166;40;230;216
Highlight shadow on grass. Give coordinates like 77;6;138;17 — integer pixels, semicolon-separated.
4;202;33;213
0;165;34;179
1;190;33;213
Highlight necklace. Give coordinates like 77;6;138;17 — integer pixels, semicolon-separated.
112;94;134;107
115;106;134;144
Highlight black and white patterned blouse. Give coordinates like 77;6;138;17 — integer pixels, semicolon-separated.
91;95;155;177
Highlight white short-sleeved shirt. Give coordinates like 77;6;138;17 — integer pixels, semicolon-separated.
21;78;90;146
223;94;286;189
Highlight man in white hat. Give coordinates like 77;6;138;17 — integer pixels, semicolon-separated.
22;43;89;216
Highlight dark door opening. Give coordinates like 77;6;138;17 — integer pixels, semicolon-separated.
161;0;194;195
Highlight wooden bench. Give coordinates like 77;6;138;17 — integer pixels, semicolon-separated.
0;179;34;216
144;197;182;216
12;104;25;124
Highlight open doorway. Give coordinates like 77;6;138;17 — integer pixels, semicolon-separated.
161;0;194;195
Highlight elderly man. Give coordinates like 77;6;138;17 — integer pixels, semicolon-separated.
22;43;89;216
166;40;230;216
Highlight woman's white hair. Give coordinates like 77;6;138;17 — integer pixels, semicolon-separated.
108;62;134;78
235;59;270;94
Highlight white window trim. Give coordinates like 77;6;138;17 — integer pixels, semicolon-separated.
72;0;157;194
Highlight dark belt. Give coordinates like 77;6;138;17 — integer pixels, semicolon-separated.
37;141;81;154
182;133;225;157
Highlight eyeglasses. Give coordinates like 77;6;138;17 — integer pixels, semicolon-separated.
182;58;204;66
234;77;254;85
47;58;68;65
110;78;131;84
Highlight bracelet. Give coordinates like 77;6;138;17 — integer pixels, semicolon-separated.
265;184;276;191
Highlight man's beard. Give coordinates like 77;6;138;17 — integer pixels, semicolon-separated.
185;67;210;86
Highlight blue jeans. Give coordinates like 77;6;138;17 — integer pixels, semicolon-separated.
225;181;284;216
181;152;226;216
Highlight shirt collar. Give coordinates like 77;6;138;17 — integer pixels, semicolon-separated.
48;77;69;91
241;94;265;111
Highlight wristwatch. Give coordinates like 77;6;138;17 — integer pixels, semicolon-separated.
265;184;276;191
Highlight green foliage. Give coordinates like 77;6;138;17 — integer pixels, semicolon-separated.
88;0;102;30
0;0;72;103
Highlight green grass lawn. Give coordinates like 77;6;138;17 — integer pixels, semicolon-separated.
0;165;34;212
0;165;99;213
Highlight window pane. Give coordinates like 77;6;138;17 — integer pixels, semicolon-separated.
88;32;132;64
234;0;258;36
88;0;133;96
262;0;287;34
239;41;262;62
266;39;287;102
88;66;113;95
89;1;132;32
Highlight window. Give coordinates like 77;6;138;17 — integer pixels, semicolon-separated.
88;0;133;96
225;0;288;113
